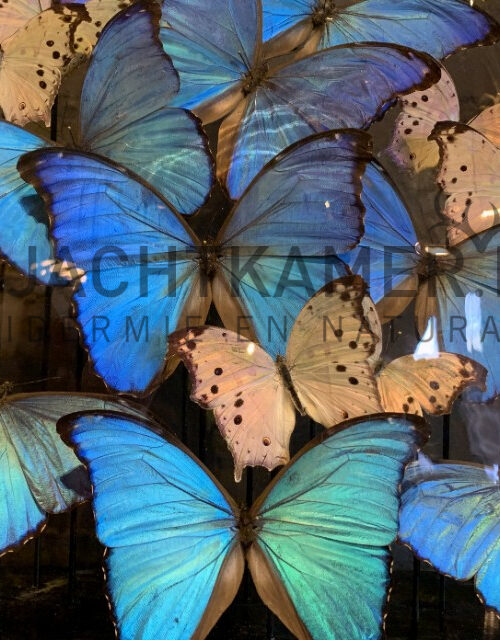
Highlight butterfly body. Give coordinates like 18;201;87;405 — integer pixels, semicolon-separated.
310;1;337;28
276;354;307;416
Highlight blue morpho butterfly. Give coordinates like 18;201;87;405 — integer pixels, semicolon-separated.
261;0;500;58
19;129;373;395
159;0;442;199
338;158;500;402
0;391;146;554
58;409;429;640
400;457;500;614
0;0;213;284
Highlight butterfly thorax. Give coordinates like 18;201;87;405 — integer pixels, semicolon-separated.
311;0;337;26
236;507;259;547
415;244;451;281
242;62;269;96
197;240;221;277
276;355;307;416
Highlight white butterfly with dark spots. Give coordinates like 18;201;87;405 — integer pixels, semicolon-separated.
432;103;500;244
387;65;459;173
171;275;382;481
0;3;87;125
65;0;133;70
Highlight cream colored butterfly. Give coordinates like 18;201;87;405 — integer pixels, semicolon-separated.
387;64;459;173
67;0;133;70
170;275;382;481
0;3;87;125
431;102;500;244
377;352;487;416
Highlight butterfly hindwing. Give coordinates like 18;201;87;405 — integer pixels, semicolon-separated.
59;411;243;640
400;459;500;613
80;0;214;214
249;414;429;640
378;353;487;416
170;326;296;482
432;121;500;244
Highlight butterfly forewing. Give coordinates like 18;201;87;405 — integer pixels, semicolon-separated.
60;411;242;640
68;0;134;68
170;326;295;481
388;66;459;172
221;43;440;198
79;0;214;214
19;149;200;394
287;275;382;426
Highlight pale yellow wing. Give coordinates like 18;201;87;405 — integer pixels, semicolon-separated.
287;275;382;426
378;353;487;415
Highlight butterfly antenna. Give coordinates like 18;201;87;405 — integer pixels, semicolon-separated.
67;125;77;148
10;376;63;389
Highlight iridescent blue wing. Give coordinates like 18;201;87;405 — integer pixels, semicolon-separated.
160;0;260;119
216;131;366;357
221;131;371;254
317;0;499;58
249;414;428;639
80;0;213;214
262;0;311;42
214;255;348;358
430;232;500;401
221;43;440;198
400;459;500;614
0;393;144;553
0;122;65;284
340;162;420;321
59;410;243;640
19;149;200;394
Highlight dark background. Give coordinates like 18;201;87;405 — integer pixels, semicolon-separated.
1;0;500;637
